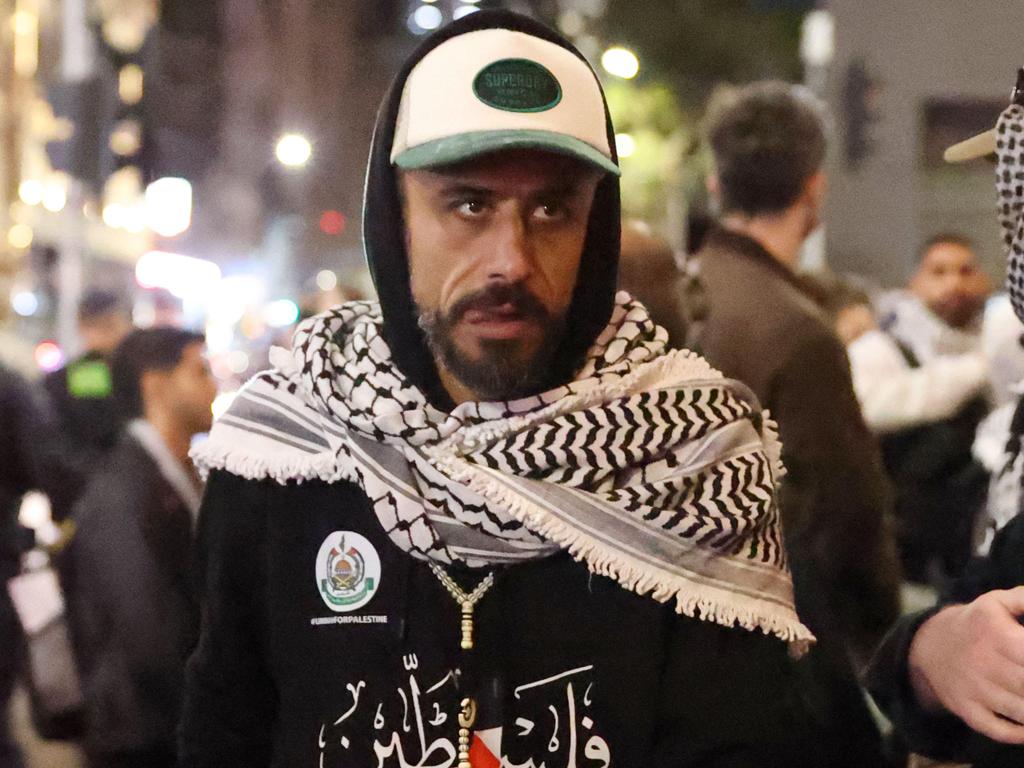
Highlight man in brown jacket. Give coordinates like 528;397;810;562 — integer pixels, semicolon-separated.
693;81;902;766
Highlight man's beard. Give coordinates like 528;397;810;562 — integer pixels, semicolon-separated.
418;282;567;401
932;294;984;329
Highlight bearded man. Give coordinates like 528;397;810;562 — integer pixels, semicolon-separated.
179;11;822;768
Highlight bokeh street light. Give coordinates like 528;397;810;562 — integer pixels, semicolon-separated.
11;291;39;317
34;341;64;373
801;10;835;69
264;299;300;328
135;250;221;299
409;4;443;34
601;46;640;80
275;133;313;168
316;269;338;292
42;173;68;213
145;177;193;237
119;63;144;104
615;133;636;158
110;119;142;156
7;224;33;249
18;180;43;206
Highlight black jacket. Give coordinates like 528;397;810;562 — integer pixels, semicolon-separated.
0;365;40;578
42;351;124;521
867;509;1024;767
180;470;836;767
67;433;198;758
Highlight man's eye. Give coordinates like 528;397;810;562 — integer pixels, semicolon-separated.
456;200;487;217
534;202;567;221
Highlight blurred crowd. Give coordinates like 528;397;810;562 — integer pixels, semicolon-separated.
2;21;1023;768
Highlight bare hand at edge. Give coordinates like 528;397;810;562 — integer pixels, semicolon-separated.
909;587;1024;744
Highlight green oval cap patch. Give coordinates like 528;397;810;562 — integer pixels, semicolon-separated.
473;58;562;113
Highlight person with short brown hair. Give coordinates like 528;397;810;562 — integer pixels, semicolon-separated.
694;79;900;767
67;328;215;768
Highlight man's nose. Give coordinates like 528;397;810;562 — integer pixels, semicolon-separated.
485;210;534;283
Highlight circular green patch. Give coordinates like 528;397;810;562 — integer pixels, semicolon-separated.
473;58;562;113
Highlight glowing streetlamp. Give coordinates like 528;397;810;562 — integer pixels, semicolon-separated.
601;47;639;80
18;179;43;206
42;173;69;212
7;224;33;249
615;133;636;158
316;270;338;292
275;133;312;168
145;177;192;237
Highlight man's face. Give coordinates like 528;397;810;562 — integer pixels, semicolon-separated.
910;241;992;328
153;343;217;436
400;150;602;401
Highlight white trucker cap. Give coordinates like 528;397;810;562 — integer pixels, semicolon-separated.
390;27;620;176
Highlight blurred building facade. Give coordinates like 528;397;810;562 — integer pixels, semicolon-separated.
823;0;1018;286
0;0;419;380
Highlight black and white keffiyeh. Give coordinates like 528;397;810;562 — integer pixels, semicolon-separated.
193;292;812;649
996;104;1024;322
992;105;1024;522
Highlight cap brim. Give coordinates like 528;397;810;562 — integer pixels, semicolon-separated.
393;129;621;176
943;128;997;163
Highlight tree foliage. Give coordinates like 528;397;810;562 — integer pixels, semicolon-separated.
596;0;809;108
595;0;810;222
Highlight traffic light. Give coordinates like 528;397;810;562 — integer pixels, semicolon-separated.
842;58;880;169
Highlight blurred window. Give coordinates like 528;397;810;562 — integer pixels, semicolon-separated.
922;98;1003;168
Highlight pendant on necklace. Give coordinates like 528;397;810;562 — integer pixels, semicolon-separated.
457;696;477;768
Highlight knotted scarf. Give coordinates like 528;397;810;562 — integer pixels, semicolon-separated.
193;293;813;649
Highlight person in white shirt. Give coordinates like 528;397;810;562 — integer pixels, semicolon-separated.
879;232;992;362
807;272;988;435
847;327;987;435
874;234;992;582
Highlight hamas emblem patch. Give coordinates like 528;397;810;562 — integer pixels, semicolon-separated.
473;58;562;113
316;531;381;613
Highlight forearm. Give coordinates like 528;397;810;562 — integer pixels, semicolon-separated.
855;354;986;433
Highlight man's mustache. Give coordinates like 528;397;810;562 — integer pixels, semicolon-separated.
447;283;549;323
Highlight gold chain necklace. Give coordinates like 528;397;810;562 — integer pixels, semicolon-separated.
428;563;495;650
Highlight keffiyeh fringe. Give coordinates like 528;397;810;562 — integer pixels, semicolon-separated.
194;292;812;651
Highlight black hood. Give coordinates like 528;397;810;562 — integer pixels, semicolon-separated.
361;9;621;409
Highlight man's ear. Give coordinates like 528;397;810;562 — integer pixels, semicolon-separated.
139;369;166;414
804;170;826;210
705;174;720;201
908;265;926;296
